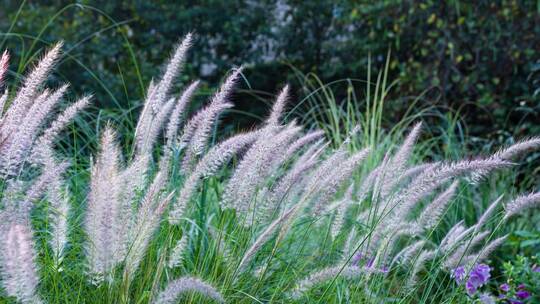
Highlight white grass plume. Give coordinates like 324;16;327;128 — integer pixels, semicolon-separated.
291;265;375;299
311;148;370;217
237;203;299;273
470;137;540;183
390;159;511;223
44;156;71;261
162;80;200;162
125;191;174;279
134;34;193;159
168;235;187;269
0;221;42;304
180;67;243;171
0;50;8;86
380;122;423;197
154;276;224;304
503;192;540;220
85;126;122;282
416;181;458;231
2;42;63;136
169;129;260;224
406;249;436;289
32;96;91;164
266;85;289;125
473;195;503;233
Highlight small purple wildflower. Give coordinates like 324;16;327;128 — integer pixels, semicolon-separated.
351;252;363;266
451;266;466;284
517;283;526;290
516;290;530;300
365;257;374;268
479;293;495;304
499;283;510;293
465;264;491;295
532;264;540;272
510;300;524;304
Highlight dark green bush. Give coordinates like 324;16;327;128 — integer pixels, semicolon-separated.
1;0;538;138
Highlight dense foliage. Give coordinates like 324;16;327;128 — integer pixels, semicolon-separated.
1;0;539;138
0;31;539;304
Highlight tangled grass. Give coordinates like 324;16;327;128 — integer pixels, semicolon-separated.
0;35;539;304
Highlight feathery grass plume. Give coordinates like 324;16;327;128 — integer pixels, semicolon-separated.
392;240;426;266
310;148;370;217
388;159;511;225
444;230;491;269
125;191;174;279
416;181;458;231
3;85;69;173
266;140;325;211
291;265;377;299
470;137;540;183
503;192;540;220
380;122;423;197
154;276;224;304
374;223;421;266
18;161;70;217
48;182;70;263
168;235;187;269
2;43;63;135
180;67;243;171
237;203;299;273
266;85;289;125
0;221;42;304
250;125;306;223
406;249;436;289
162;81;200;163
152;33;193;113
117;155;150;217
85;126;122;282
473;195;503;233
222;123;301;223
0;44;72;176
138;97;177;162
42;152;71;261
0;51;9;114
465;235;508;267
329;185;354;239
134;34;193;156
31;96;91;163
169;130;260;224
440;221;466;250
0;89;8;117
0;50;8;86
282;129;324;161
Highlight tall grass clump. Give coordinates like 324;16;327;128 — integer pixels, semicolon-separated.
0;34;539;303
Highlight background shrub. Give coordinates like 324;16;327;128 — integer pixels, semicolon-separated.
1;0;539;140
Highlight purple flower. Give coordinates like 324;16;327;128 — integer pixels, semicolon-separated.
516;290;530;299
465;264;491;295
471;264;491;282
466;280;479;295
479;293;495;304
451;266;466;284
510;301;524;304
532;264;540;272
365;257;374;268
517;283;526;290
351;252;363;266
500;283;510;293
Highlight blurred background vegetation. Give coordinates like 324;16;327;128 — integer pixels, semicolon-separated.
1;0;539;146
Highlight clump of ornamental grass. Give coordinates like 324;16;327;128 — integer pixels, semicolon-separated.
0;35;539;304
